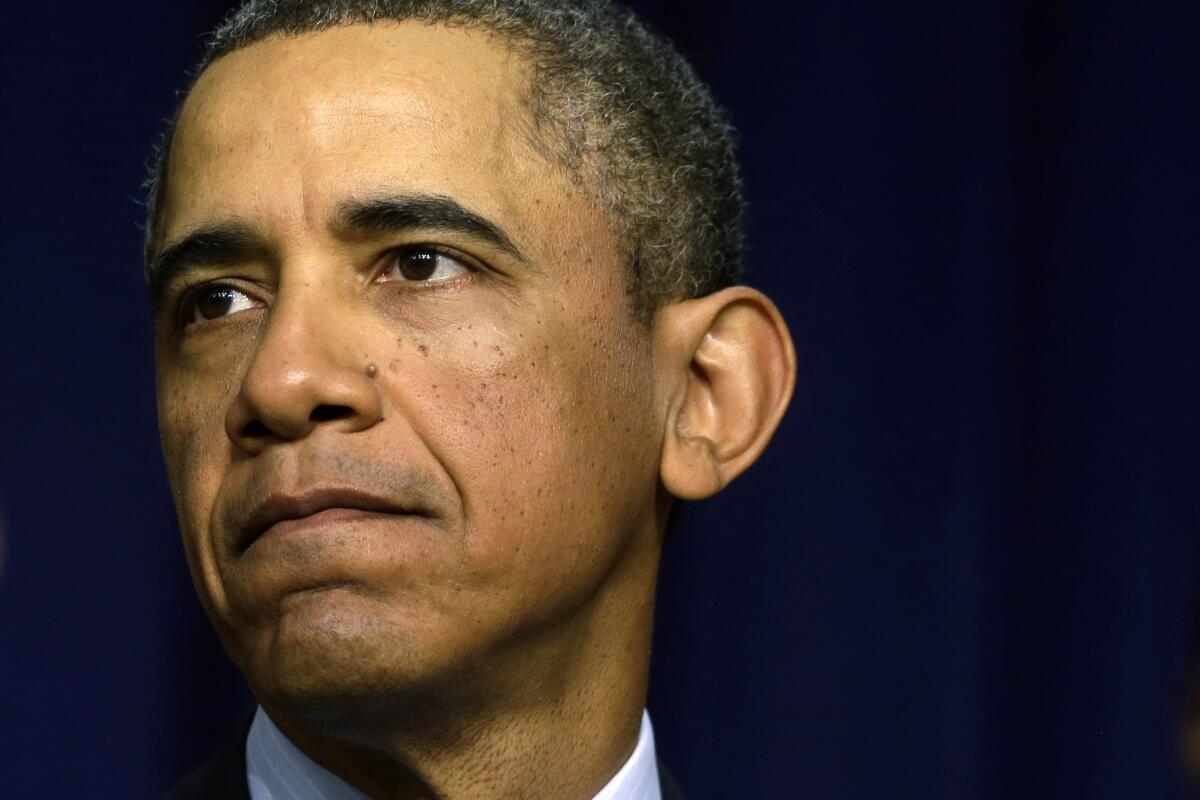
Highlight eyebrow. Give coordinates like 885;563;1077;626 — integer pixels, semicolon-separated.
334;194;527;264
146;194;528;305
147;222;265;306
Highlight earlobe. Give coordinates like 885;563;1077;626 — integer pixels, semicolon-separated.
656;287;796;501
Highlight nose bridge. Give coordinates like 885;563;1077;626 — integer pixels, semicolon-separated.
252;272;339;386
226;261;381;449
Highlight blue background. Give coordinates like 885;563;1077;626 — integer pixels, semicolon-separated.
2;1;1199;797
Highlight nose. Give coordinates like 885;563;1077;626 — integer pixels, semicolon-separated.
224;290;383;455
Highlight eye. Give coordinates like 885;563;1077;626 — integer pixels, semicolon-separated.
182;283;259;327
378;246;471;284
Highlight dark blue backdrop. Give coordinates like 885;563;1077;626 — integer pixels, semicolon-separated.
2;2;1198;797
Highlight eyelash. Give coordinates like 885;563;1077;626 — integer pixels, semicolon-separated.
374;244;480;286
172;279;259;333
171;244;480;332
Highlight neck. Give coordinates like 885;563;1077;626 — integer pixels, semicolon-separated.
264;547;659;799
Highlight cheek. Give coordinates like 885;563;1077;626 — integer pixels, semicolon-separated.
380;304;658;599
156;363;237;554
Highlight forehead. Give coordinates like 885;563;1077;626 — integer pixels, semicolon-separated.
162;22;591;258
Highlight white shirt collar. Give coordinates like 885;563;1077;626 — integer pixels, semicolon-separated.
246;706;661;800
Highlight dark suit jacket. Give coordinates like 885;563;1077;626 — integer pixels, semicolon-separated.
163;714;683;800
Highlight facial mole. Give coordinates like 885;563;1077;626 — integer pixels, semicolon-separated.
366;363;378;378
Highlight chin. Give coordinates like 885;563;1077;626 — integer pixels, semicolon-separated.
242;587;468;728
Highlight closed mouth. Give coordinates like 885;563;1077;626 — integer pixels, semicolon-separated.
238;487;422;553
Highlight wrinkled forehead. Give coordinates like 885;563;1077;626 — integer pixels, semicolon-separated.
160;22;573;251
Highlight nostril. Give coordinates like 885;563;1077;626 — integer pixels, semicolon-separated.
234;404;358;445
310;404;354;423
242;420;272;439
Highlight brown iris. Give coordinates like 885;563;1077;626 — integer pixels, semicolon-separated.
395;249;439;281
196;286;240;320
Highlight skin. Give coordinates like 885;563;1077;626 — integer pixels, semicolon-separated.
153;21;795;800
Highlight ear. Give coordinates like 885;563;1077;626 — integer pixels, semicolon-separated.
654;287;796;500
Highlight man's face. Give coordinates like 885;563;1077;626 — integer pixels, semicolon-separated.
154;23;665;711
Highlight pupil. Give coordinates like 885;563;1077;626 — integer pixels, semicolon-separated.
400;251;438;280
198;288;235;320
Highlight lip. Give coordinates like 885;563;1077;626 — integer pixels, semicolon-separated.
238;487;418;553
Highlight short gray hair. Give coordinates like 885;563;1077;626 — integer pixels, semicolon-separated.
144;0;743;315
